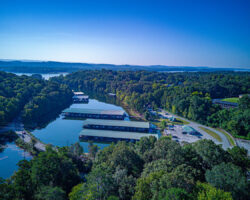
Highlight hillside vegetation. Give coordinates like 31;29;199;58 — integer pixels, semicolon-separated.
0;71;72;128
53;70;250;139
0;139;249;200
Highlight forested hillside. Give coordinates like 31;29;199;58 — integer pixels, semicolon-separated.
53;70;250;139
1;138;249;200
0;60;248;73
0;71;72;127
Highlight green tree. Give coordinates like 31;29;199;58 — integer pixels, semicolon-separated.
69;184;84;200
0;178;15;200
158;187;190;200
133;171;165;200
205;162;248;199
192;140;230;169
107;196;119;200
228;146;250;173
35;186;66;200
88;141;99;159
194;182;233;200
31;147;80;193
81;166;115;200
12;160;34;200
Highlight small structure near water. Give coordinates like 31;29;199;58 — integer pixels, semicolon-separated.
72;92;89;103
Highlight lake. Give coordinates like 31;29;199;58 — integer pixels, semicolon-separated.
32;98;128;152
13;72;68;80
0;143;32;179
0;96;128;179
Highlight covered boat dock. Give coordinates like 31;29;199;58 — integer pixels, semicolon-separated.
82;119;153;132
62;108;126;120
79;129;158;142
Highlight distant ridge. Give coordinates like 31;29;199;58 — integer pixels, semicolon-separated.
0;60;249;73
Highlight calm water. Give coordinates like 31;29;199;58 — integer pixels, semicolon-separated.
32;98;128;152
13;72;68;80
0;143;32;179
0;95;127;178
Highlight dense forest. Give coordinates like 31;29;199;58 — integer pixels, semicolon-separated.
0;60;248;73
52;70;250;139
1;138;249;200
0;71;72;127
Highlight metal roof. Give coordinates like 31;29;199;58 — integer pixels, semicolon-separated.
63;108;125;115
73;92;84;95
212;99;238;106
73;95;89;99
83;119;150;128
79;129;158;140
182;125;197;133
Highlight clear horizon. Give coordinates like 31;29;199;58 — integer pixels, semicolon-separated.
0;0;250;68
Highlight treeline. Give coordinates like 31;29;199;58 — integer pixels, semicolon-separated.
0;71;72;127
22;82;72;128
52;70;250;139
1;138;249;200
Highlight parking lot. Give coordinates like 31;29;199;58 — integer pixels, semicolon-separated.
163;124;203;144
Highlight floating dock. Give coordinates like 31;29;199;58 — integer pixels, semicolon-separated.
62;108;126;120
72;95;89;103
72;92;89;103
79;129;158;142
83;119;153;133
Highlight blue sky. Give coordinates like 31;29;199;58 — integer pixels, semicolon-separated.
0;0;249;68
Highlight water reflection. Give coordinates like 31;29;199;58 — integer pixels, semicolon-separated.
32;98;126;152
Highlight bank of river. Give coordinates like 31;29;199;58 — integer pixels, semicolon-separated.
0;143;32;179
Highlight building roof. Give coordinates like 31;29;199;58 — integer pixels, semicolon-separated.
79;129;158;140
73;92;84;95
63;108;125;115
73;95;89;99
212;99;238;106
182;125;197;133
83;119;150;128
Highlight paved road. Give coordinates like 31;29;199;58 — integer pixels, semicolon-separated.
159;110;232;150
16;131;46;151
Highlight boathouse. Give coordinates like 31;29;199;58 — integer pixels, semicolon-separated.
72;95;89;103
73;92;84;96
79;129;158;142
83;119;153;133
62;108;126;120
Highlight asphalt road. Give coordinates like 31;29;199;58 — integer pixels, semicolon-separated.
159;110;232;150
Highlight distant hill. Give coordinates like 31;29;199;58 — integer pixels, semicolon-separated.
0;60;249;73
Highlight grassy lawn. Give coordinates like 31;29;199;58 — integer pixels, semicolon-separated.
221;97;239;103
176;118;190;125
199;126;222;142
215;128;236;146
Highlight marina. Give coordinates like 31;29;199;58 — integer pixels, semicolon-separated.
63;108;126;120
